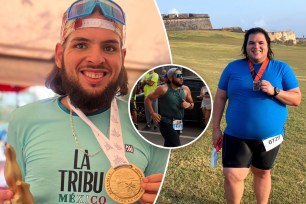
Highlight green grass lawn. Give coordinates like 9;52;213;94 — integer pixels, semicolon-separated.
157;30;306;204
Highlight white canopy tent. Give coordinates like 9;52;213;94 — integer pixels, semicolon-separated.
0;0;171;88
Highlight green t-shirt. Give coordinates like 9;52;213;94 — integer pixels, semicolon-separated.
141;72;159;96
7;96;169;204
159;85;186;124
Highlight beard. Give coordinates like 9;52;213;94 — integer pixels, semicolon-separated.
60;62;127;112
172;79;183;87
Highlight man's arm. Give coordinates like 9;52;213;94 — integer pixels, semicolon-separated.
143;80;155;86
212;88;228;146
142;76;157;87
261;80;301;106
145;86;166;123
181;86;194;110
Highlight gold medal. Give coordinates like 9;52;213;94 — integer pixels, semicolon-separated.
69;99;144;203
105;164;145;204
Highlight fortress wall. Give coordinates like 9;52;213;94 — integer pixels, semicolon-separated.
268;31;296;45
162;14;297;46
162;13;212;31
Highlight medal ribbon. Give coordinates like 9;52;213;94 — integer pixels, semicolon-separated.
67;97;129;168
248;57;269;81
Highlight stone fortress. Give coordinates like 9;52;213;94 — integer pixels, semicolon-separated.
162;13;298;45
269;31;296;45
162;13;212;31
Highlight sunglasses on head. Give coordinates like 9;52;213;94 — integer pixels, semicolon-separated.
67;0;126;25
175;73;183;78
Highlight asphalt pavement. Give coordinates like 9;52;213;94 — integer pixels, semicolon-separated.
135;122;206;148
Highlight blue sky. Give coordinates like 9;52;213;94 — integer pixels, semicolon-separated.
155;0;306;38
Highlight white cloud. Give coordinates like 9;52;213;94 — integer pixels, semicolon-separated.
168;8;179;16
253;17;267;28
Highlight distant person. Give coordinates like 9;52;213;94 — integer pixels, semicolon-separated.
159;69;168;85
141;70;159;131
145;68;194;147
130;83;139;129
198;85;211;126
213;27;301;204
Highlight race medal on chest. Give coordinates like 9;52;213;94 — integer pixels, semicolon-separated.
68;98;145;203
105;164;145;204
253;80;261;91
248;58;269;92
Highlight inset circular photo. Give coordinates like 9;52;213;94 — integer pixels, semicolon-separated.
129;64;213;149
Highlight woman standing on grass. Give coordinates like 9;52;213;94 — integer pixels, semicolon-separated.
213;27;301;204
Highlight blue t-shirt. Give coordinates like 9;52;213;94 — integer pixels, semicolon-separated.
218;59;299;139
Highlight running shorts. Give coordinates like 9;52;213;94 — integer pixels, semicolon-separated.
222;133;281;170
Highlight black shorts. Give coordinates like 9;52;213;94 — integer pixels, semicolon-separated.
159;121;181;147
222;134;281;170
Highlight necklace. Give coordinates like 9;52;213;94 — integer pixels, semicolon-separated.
70;110;104;157
67;97;129;167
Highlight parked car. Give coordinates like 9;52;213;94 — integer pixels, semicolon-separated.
135;76;206;126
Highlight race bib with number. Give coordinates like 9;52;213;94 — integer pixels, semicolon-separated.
262;134;283;152
173;120;183;130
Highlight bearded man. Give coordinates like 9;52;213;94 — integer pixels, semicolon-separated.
145;68;194;147
1;1;169;203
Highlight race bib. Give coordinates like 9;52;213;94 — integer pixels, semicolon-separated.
262;134;283;152
173;120;183;130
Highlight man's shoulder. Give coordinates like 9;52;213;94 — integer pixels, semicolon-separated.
269;59;289;67
228;59;246;66
116;97;129;114
182;85;191;91
152;72;159;77
9;97;59;122
14;97;57;111
181;85;191;95
116;97;128;104
157;84;168;92
222;59;248;73
150;72;159;81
